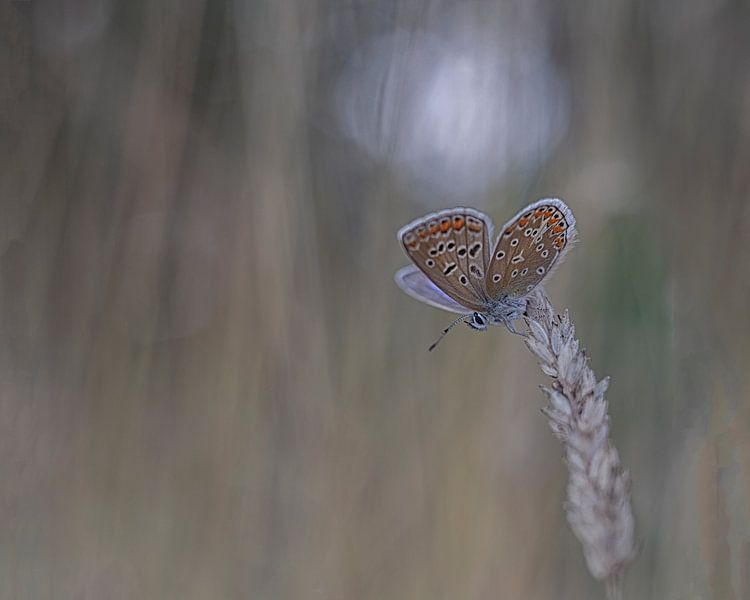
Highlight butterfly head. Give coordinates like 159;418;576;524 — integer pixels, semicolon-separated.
466;312;488;331
428;312;486;351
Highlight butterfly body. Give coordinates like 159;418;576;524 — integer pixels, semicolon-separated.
395;199;576;344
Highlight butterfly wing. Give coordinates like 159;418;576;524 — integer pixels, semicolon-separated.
485;198;577;299
394;265;469;314
397;208;493;312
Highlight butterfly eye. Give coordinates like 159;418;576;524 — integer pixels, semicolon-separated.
472;313;486;328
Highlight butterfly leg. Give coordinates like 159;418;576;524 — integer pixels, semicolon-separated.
503;318;528;337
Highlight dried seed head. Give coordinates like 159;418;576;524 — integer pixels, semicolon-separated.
523;290;636;591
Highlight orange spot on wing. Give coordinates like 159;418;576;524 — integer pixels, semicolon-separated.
518;217;528;227
418;229;429;239
552;224;564;234
547;216;561;226
429;223;439;235
544;208;555;217
534;208;545;217
505;227;513;235
440;219;451;232
453;217;465;231
554;237;565;249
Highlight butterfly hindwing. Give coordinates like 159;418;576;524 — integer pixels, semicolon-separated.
398;208;493;312
485;198;576;299
394;265;468;314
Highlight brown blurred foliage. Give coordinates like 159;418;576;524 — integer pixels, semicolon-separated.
2;0;750;598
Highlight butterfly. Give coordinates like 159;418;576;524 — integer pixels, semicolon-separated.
395;198;576;350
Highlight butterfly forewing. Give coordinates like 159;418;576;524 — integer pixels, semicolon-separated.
485;199;576;299
398;208;492;312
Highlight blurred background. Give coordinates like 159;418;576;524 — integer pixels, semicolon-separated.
2;0;750;598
